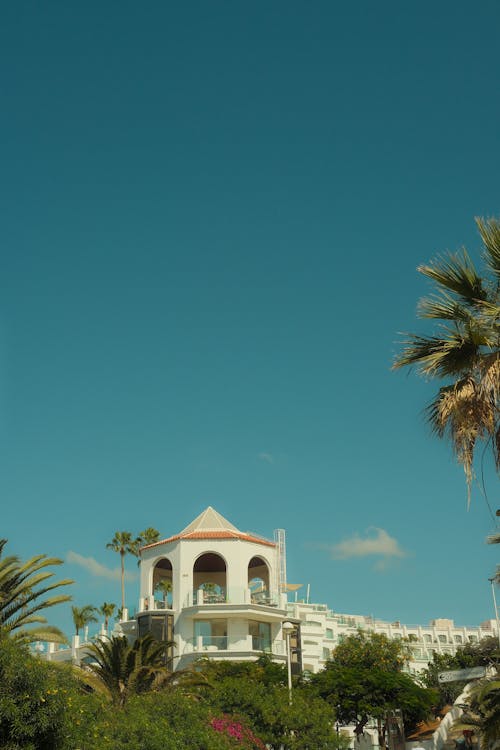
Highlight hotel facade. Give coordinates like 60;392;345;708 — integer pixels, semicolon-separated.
46;507;499;673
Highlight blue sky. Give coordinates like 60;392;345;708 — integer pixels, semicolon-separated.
1;1;499;639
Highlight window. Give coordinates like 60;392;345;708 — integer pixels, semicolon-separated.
194;620;227;649
454;635;463;644
249;621;271;651
325;628;334;640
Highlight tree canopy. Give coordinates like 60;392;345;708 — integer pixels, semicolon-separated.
393;217;500;504
0;539;72;644
310;631;436;746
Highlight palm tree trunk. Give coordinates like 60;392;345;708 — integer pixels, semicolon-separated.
120;551;125;611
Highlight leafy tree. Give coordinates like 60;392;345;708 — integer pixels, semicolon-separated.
196;654;288;688
195;659;348;749
421;636;499;708
71;604;98;636
310;631;435;745
80;691;235;750
99;601;116;630
83;634;175;707
0;539;72;644
393;217;500;504
106;531;136;611
0;633;100;750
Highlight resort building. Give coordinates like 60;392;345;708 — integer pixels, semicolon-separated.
119;506;302;673
285;600;499;676
44;506;499;673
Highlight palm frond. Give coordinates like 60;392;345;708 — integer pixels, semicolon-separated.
12;625;69;645
417;293;476;323
393;331;480;377
0;542;73;640
418;250;487;303
84;634;175;707
476;217;500;281
425;378;495;507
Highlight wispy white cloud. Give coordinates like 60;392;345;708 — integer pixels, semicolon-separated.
67;551;138;582
314;528;407;570
330;528;406;560
258;452;274;464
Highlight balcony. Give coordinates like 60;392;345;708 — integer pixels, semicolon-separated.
182;635;286;656
183;587;284;609
139;596;174;612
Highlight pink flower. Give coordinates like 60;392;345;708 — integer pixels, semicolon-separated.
210;715;265;749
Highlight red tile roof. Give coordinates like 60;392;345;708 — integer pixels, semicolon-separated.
142;530;276;550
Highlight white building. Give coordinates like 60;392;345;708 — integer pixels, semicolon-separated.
285;601;499;675
45;506;498;673
124;506;300;672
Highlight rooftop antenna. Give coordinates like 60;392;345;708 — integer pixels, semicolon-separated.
274;528;287;594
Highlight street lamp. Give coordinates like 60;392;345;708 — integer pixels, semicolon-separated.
282;621;294;705
488;577;500;649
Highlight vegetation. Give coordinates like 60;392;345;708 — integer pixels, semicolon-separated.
0;539;72;644
393;217;500;504
154;578;172;606
71;604;98;636
195;656;350;749
106;527;161;605
83;634;175;707
310;631;436;747
106;531;137;611
99;601;116;630
462;674;500;745
0;633;98;750
0;625;444;750
421;636;499;709
0;537;445;749
136;527;161;547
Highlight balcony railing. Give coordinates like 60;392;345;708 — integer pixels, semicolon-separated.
183;587;283;608
182;636;286;656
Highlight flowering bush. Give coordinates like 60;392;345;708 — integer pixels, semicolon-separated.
211;715;266;749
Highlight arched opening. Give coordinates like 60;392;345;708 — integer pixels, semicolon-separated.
152;558;173;609
193;553;226;603
248;556;271;605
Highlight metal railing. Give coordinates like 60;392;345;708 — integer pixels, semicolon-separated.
184;587;281;608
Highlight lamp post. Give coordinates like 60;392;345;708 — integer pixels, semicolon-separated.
488;577;500;649
282;620;294;705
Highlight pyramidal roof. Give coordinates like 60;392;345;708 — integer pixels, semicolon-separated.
142;506;275;549
180;506;240;535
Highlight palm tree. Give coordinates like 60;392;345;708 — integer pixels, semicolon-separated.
71;604;98;637
460;676;500;746
0;539;72;643
83;634;175;707
393;217;500;504
106;531;136;611
100;601;116;631
154;579;172;607
138;527;161;546
132;527;161;566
